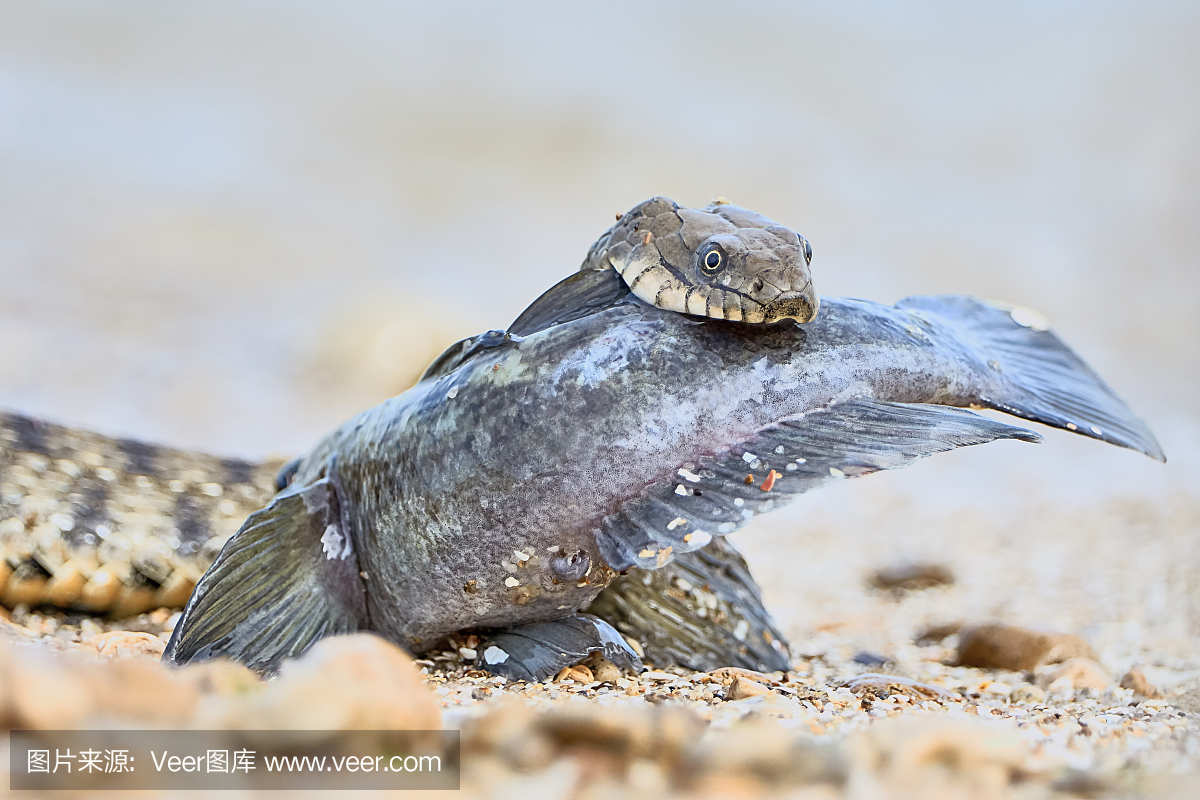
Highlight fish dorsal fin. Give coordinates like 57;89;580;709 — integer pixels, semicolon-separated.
419;329;516;383
595;400;1042;572
508;267;632;337
421;268;629;383
162;474;369;674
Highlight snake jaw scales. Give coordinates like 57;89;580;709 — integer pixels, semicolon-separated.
585;196;819;325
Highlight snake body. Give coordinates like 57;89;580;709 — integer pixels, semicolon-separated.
0;411;282;617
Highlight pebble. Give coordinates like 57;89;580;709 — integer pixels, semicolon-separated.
1119;666;1161;698
708;666;774;685
956;622;1097;671
842;673;953;701
1;565;1196;798
867;561;955;592
195;633;440;730
726;676;771;700
555;664;593;684
1009;683;1046;704
591;657;622;684
1039;657;1110;692
847;716;1026;796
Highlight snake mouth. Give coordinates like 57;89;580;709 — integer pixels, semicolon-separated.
760;287;819;324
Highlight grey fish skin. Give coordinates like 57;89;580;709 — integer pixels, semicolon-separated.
0;406;777;672
279;293;1162;652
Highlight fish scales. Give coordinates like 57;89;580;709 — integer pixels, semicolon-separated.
288;298;1005;647
0;411;286;616
0;409;784;673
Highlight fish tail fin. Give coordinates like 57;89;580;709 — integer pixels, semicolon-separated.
162;474;369;674
898;295;1165;462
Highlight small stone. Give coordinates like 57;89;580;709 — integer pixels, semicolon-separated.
1042;633;1100;664
726;676;771;700
708;666;773;686
194;633;439;730
1009;684;1046;704
460;698;555;770
956;623;1097;672
1040;657;1109;692
626;758;669;795
1171;689;1200;713
86;630;167;658
1119;667;1160;698
7;646;96;729
868;562;955;592
535;701;705;760
848;716;1026;790
843;673;954;702
688;718;839;788
182;659;264;696
555;664;593;684
591;658;622;683
852;651;889;667
85;656;199;724
914;621;964;645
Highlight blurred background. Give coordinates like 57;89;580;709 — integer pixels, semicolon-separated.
2;2;1197;665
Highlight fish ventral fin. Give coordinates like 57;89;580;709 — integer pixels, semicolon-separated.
508;267;633;337
897;295;1166;462
596;400;1043;572
587;536;790;672
474;613;642;682
162;474;369;674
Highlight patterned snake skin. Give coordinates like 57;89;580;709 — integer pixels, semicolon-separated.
0;411;285;617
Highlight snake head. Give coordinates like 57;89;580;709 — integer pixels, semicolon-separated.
591;196;819;324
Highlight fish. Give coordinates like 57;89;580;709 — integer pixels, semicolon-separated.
163;290;1164;680
0;409;785;674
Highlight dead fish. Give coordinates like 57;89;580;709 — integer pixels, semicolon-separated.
164;289;1163;680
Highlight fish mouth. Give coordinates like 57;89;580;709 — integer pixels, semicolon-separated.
760;286;819;324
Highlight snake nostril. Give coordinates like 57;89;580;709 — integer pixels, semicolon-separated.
751;278;765;294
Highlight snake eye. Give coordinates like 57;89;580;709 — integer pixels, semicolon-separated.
803;239;812;265
701;249;723;273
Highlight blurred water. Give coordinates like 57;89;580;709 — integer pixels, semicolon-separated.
1;2;1196;610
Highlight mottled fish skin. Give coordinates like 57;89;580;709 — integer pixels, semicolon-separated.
0;411;285;616
288;296;1019;650
0;409;786;672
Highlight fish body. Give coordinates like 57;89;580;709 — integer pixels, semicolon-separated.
166;292;1161;674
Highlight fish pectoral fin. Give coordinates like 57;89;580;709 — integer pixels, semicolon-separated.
508;267;632;337
595;400;1042;572
162;476;368;674
474;613;642;682
587;536;790;673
